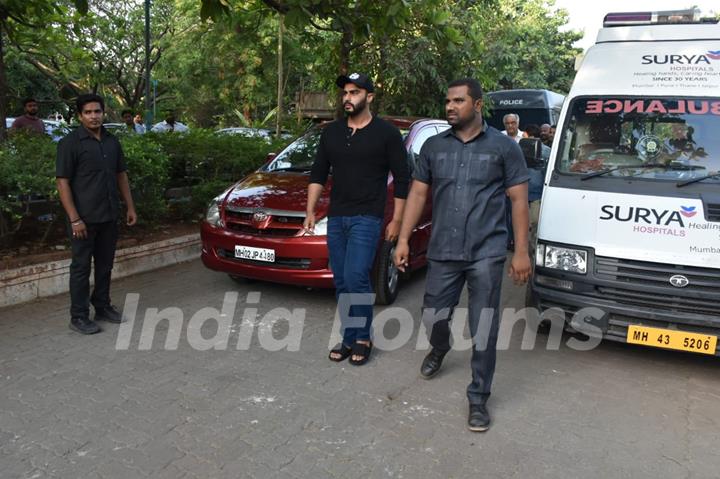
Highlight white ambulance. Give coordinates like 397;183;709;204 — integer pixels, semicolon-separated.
528;9;720;355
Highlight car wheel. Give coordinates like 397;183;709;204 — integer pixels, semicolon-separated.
373;240;400;305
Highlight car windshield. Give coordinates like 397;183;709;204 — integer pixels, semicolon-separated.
263;128;321;172
557;97;720;182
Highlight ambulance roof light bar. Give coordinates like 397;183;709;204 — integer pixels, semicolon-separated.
603;8;717;27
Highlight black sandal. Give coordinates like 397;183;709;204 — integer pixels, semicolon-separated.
349;341;373;366
328;343;352;362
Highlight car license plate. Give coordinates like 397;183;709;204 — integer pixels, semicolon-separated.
235;245;275;262
627;325;717;355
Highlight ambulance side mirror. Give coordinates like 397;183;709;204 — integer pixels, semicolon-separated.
519;138;543;168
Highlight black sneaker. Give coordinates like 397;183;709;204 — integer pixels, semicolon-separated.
69;316;101;335
468;403;490;432
420;348;448;379
95;305;124;323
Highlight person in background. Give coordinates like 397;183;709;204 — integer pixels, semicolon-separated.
523;124;551;245
501;113;525;143
540;123;553;147
502;112;526;249
151;113;189;133
11;98;45;135
121;109;146;134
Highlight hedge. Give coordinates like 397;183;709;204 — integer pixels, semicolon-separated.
0;129;289;245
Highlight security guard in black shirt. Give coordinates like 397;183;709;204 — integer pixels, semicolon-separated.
56;94;137;334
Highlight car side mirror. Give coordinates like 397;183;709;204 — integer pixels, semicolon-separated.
266;152;277;162
519;138;543;168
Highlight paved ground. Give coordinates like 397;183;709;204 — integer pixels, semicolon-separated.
1;259;719;478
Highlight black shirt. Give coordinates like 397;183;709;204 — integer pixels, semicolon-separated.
56;126;127;224
309;116;410;218
414;123;529;261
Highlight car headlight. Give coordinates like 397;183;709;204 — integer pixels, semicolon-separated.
536;244;587;274
302;216;328;236
205;197;223;227
313;217;328;236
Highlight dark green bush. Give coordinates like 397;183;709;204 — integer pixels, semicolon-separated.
147;129;287;186
0;132;58;241
191;179;236;216
0;128;287;245
119;134;171;223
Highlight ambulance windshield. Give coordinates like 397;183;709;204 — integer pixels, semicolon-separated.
557;97;720;182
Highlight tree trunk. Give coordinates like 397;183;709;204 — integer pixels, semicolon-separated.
374;36;389;115
335;24;352;119
0;24;8;141
276;14;283;137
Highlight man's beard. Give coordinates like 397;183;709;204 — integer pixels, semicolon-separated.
451;111;477;128
345;98;368;117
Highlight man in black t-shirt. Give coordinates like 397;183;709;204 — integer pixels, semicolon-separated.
56;94;137;335
305;72;409;366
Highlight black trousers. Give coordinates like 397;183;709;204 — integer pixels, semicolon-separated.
69;221;119;319
421;256;506;405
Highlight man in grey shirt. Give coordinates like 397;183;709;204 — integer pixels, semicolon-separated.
394;78;531;432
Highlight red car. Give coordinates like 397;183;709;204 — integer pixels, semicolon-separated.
200;117;449;304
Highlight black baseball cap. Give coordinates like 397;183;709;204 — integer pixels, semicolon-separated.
335;72;374;93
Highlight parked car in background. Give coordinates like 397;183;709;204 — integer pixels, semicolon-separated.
216;127;295;142
102;122;126;131
5;117;70;142
201;117;449;304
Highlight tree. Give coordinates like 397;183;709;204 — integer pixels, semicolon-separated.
350;0;581;116
199;0;460;117
470;0;582;92
8;0;174;115
156;0;328;126
0;1;87;139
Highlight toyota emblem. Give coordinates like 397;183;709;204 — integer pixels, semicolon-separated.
669;274;689;288
252;211;269;222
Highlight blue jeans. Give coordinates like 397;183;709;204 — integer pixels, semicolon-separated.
327;215;383;344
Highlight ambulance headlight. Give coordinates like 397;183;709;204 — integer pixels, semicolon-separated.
537;244;587;274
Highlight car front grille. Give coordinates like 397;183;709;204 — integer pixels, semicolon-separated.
223;208;304;237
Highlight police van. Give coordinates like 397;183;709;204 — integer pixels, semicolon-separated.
485;89;565;131
527;9;720;355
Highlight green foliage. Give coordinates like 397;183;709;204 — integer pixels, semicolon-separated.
118;133;171;223
191;179;235;216
148;129;286;185
5;0;581;126
0;129;281;242
358;0;582;116
0;132;57;207
4;49;66;116
5;0;174;113
0;132;58;239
